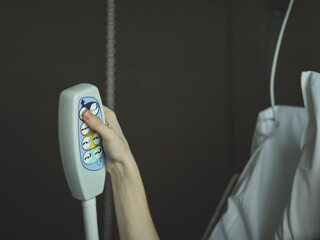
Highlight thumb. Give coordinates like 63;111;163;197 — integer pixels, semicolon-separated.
82;110;115;142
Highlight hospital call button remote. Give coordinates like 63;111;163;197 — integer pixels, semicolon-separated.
58;83;106;201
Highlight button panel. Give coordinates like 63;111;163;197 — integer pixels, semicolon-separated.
78;97;105;171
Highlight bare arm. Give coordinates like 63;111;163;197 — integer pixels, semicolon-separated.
83;107;159;240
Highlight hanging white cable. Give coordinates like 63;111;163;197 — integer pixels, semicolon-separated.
104;0;116;239
269;0;295;125
82;198;99;240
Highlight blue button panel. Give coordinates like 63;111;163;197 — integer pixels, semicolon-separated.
78;97;105;171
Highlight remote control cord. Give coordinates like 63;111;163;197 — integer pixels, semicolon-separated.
256;0;295;138
82;198;99;240
269;0;294;126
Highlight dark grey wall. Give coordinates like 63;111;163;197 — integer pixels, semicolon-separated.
1;0;319;239
116;2;230;240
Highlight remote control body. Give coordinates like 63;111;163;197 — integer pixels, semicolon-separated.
58;83;106;200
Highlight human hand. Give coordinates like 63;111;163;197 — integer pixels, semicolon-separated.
83;108;159;240
82;106;134;173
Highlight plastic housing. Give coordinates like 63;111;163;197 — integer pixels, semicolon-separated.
58;83;106;200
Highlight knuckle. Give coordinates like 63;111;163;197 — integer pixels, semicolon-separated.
92;116;102;126
108;110;116;118
104;107;116;118
107;129;117;141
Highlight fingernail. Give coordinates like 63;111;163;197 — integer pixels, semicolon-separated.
84;110;92;121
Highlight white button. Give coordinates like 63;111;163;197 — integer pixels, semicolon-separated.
90;102;99;116
82;136;91;150
80;122;90;135
92;133;101;145
83;151;92;164
79;107;87;120
94;146;103;159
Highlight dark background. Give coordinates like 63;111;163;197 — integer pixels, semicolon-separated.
1;0;320;239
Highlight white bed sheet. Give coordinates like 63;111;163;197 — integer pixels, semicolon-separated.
209;103;307;239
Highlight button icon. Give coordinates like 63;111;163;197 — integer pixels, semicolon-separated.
83;151;93;164
80;122;90;135
80;122;93;136
94;146;103;159
92;133;101;145
90;102;99;115
79;107;87;120
82;136;92;150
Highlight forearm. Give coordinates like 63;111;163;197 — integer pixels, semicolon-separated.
109;155;160;240
82;107;158;239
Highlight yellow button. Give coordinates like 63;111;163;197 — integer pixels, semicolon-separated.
81;133;98;150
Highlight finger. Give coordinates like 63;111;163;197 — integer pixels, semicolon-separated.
103;106;118;127
103;106;127;142
82;110;116;142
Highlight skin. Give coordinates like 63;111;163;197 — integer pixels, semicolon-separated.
83;106;160;240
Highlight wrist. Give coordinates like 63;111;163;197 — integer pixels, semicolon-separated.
107;152;139;180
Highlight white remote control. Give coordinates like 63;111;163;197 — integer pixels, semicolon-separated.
59;83;107;240
58;83;106;201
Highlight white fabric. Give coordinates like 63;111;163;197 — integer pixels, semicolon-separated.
275;71;320;239
209;105;308;239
